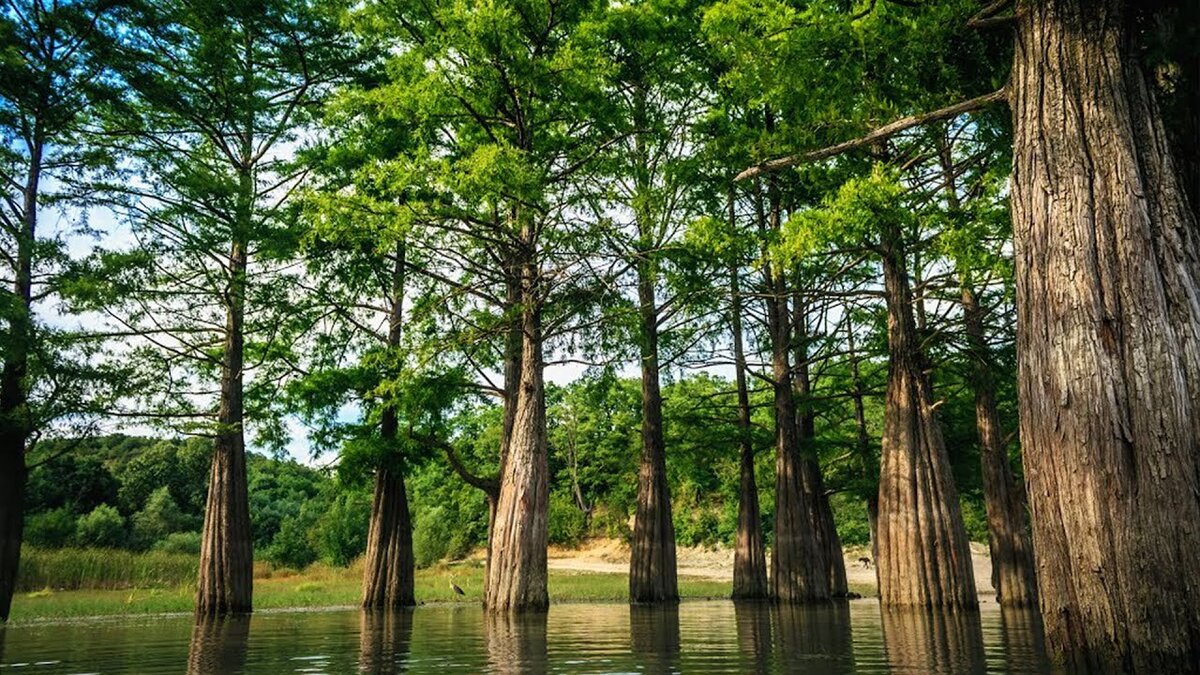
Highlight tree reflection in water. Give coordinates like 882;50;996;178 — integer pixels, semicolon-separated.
772;600;854;669
630;604;680;675
881;607;986;673
186;615;250;675
485;610;548;674
358;609;415;674
733;601;773;673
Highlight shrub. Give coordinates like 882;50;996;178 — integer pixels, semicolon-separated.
547;493;587;547
25;507;76;548
264;510;319;569
75;505;126;548
153;531;202;555
131;487;192;549
314;490;371;566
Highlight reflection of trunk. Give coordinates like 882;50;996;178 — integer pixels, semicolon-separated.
875;227;975;609
484;237;549;612
961;286;1036;608
1010;1;1200;666
791;292;847;597
362;244;415;609
730;254;767;600
630;256;677;604
196;233;253;617
772;601;854;662
485;610;549;673
629;604;681;675
359;609;415;674
733;602;772;673
0;142;40;622
186;615;251;675
756;172;827;603
880;608;986;673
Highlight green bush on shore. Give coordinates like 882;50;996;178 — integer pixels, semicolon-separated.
17;547;198;592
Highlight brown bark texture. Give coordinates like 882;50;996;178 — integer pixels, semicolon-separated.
793;294;848;597
875;233;977;610
962;287;1038;608
1011;0;1200;667
484;250;549;611
195;241;253;617
730;263;768;600
630;260;678;603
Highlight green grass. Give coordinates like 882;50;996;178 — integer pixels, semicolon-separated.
8;558;738;623
18;547;199;591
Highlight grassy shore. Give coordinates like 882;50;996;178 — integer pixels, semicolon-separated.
8;555;734;623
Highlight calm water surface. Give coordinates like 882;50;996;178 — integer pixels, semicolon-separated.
0;599;1057;673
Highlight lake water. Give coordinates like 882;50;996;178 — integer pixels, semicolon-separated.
0;599;1056;673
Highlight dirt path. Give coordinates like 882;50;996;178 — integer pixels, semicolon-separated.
547;539;996;597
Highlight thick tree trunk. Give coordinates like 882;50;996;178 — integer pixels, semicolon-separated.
756;177;828;603
0;147;40;623
1010;0;1200;667
875;229;976;610
362;245;416;609
195;240;253;617
792;292;848;597
961;286;1037;608
484;245;549;612
630;259;678;604
729;261;768;600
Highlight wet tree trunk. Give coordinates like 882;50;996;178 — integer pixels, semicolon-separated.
1010;0;1200;666
729;256;768;600
362;244;416;609
755;172;828;603
195;236;253;617
960;286;1037;608
875;226;976;610
0;143;40;623
630;256;678;603
792;292;848;597
484;235;549;612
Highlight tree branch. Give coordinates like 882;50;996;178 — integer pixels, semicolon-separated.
734;87;1008;182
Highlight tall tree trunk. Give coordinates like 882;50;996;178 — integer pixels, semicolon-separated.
755;171;828;603
630;257;678;604
875;226;976;610
961;286;1037;608
1010;0;1200;667
362;244;415;609
792;291;848;597
730;254;768;600
0;144;40;623
484;240;549;612
195;236;253;616
846;321;879;575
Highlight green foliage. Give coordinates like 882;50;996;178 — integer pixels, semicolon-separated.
74;505;126;549
547;493;588;547
24;508;77;549
152;531;202;555
16;548;197;592
313;489;372;567
130;488;193;550
264;510;320;570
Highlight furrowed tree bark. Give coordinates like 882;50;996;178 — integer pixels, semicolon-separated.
961;286;1037;608
875;225;976;610
0;142;41;623
756;170;828;603
730;257;768;600
484;236;549;612
792;291;848;597
362;243;416;610
1010;0;1200;667
630;256;678;604
195;200;252;616
846;321;880;573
